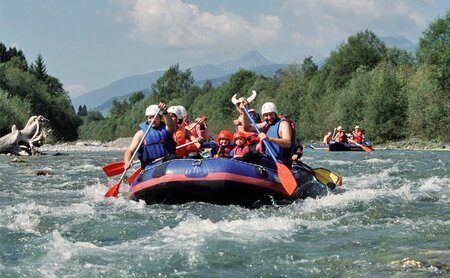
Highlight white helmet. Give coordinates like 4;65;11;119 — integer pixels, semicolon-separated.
145;105;161;116
167;106;182;120
261;102;278;116
177;106;188;117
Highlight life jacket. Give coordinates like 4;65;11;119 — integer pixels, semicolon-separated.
260;116;296;168
324;134;332;144
231;145;250;157
336;131;348;143
187;122;210;140
211;144;232;158
352;131;363;143
139;121;176;165
173;127;190;158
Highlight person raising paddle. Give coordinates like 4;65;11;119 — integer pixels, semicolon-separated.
123;102;176;170
241;101;295;168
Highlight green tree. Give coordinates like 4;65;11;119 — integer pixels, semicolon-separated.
77;105;88;116
129;91;145;105
151;63;194;100
30;53;48;82
325;30;387;90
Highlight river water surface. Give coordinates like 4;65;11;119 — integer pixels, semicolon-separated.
1;149;449;277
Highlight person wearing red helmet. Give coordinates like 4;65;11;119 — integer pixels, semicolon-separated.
230;131;250;158
210;130;233;158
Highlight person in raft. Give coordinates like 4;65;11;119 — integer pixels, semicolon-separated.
230;131;250;159
231;90;261;148
291;144;304;164
323;132;332;145
124;102;176;170
350;125;364;144
210;130;233;158
241;101;295;168
178;105;210;140
332;126;348;143
167;106;203;158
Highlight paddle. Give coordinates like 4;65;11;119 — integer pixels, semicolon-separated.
103;161;138;177
187;116;207;131
242;107;297;196
349;139;373;152
102;140;199;177
297;162;342;188
104;107;161;198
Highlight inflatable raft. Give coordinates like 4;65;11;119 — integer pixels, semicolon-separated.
307;141;373;151
128;157;328;207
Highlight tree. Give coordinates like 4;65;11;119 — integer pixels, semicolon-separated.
416;9;450;96
129;91;145;105
364;63;407;141
151;63;194;100
77;105;88;116
325;30;387;90
110;99;130;117
30;53;48;82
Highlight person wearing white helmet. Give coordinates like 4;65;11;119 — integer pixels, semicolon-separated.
177;106;189;127
350;125;364;144
167;106;203;158
123;102;176;170
323;132;332;145
332;126;348;143
240;101;295;167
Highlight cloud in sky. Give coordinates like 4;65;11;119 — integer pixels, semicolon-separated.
129;0;281;49
123;0;438;63
3;0;446;97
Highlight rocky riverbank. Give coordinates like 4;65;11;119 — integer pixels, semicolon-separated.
38;137;132;153
37;137;449;153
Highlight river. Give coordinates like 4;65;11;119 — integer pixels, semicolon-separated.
1;149;449;277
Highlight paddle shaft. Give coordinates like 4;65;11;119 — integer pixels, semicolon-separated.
349;139;372;152
109;108;161;195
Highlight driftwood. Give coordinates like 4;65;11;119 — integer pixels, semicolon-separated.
0;115;50;156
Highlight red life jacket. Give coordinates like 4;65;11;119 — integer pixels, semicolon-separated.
232;145;250;157
352;131;363;143
336;131;348;143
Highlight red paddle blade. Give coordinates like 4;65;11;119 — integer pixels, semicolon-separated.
103;162;125;177
104;183;120;198
276;162;297;196
362;146;373;152
127;168;142;184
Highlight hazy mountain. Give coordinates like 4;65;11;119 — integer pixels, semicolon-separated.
72;50;281;110
73;37;416;112
72;71;164;111
381;36;418;53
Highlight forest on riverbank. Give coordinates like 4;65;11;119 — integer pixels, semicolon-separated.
1;11;449;145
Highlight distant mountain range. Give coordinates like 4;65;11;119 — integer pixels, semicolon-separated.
71;50;287;112
72;37;417;113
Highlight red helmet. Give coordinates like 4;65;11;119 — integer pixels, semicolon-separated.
217;130;232;141
233;131;246;141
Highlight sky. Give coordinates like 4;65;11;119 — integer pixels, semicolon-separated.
1;0;448;99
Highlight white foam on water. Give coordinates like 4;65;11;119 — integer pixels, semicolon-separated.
363;158;393;164
343;165;401;189
37;230;107;277
418;176;449;192
3;202;51;234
